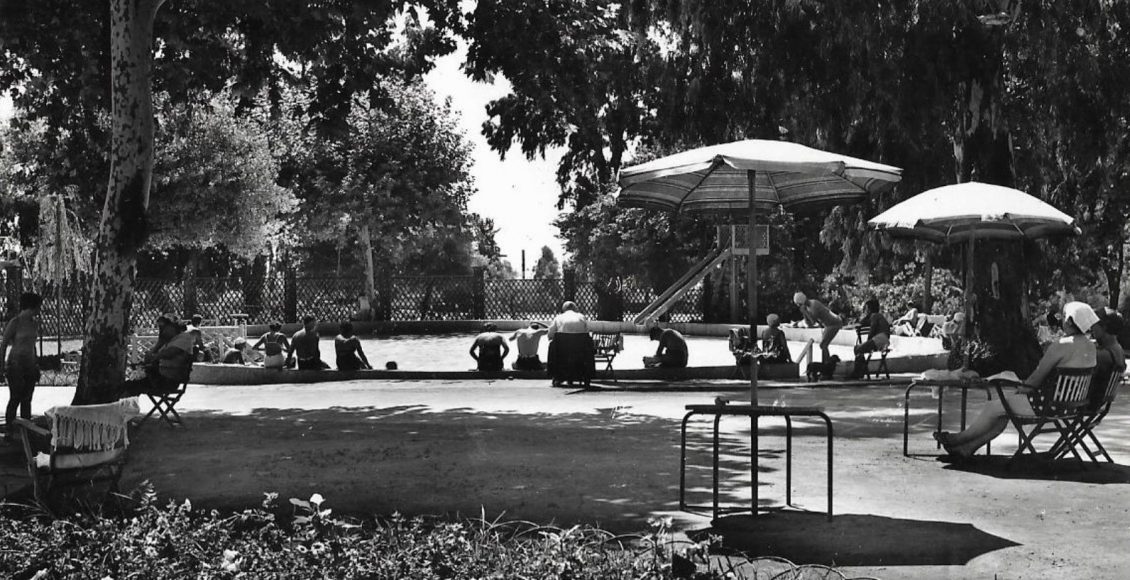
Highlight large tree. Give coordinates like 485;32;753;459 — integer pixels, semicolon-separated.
1;0;461;403
272;79;479;298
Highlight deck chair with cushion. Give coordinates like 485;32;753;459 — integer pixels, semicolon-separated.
994;367;1094;466
14;398;140;504
855;326;890;380
1051;370;1124;463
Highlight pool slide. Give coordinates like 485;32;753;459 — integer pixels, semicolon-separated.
632;247;731;327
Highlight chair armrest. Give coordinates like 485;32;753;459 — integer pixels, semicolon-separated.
14;417;50;438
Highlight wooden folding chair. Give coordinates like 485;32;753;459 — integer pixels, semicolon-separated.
139;380;189;428
994;367;1094;466
1052;371;1123;463
14;398;139;506
592;332;624;382
855;326;890;380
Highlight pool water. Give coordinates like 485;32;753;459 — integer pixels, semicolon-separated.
288;333;858;372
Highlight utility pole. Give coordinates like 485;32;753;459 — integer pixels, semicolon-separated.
521;249;526;279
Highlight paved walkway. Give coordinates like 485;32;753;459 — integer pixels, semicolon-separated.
4;378;1129;579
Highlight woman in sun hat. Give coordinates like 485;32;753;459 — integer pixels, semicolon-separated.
936;301;1098;458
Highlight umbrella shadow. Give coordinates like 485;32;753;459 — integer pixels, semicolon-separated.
691;511;1019;567
938;454;1130;483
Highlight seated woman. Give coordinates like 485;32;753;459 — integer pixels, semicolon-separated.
221;337;255;365
848;298;890;379
1090;309;1127;408
252;321;290;370
935;302;1099;458
334;322;372;371
125;318;195;395
891;303;921;337
756;314;792;364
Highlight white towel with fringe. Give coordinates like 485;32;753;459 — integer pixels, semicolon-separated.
46;398;140;451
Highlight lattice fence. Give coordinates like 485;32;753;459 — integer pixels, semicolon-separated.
389;276;475;320
296;277;365;323
484;278;563;320
6;271;710;330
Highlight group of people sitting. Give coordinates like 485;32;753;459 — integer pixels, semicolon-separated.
467;301;690;382
124;313;379;397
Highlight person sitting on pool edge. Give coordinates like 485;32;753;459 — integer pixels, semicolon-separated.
643;326;689;369
221;337;256;365
335;321;372;371
510;321;549;371
755;313;792;364
470;322;509;372
288;315;329;370
252;320;290;369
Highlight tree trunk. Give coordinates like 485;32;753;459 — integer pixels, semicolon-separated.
182;250;199;319
74;0;164;405
949;32;1041;377
922;249;934;313
360;223;376;321
1104;242;1124;312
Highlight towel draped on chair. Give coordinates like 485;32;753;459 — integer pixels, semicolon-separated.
46;398;140;451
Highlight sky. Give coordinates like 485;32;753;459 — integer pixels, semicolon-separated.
0;52;569;275
422;46;567;273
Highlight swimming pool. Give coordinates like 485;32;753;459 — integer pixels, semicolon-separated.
290;333;862;372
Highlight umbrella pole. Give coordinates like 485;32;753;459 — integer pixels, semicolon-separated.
747;170;758;404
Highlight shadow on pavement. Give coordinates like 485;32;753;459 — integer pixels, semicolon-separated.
939;454;1130;483
692;511;1019;567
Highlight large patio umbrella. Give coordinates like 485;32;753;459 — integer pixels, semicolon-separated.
867;182;1079;340
618;139;903;402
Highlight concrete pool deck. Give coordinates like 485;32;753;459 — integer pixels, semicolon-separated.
4;378;1129;579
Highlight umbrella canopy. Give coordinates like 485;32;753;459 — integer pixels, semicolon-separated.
617;139;901;400
618;139;903;214
867;182;1080;243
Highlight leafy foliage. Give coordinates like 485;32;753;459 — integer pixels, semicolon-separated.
149;94;296;260
532;246;561;280
272;80;481;276
0;486;829;580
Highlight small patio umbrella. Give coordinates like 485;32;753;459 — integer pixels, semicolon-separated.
618;139;902;402
867;182;1079;342
867;182;1079;243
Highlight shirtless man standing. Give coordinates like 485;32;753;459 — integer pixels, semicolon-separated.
510;321;549;370
0;292;42;440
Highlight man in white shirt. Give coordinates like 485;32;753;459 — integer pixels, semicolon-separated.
547;301;595;387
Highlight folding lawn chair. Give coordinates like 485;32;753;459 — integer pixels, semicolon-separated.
14;398;140;505
139;377;190;428
1051;370;1123;463
994;367;1094;466
592;332;624;382
855;326;890;380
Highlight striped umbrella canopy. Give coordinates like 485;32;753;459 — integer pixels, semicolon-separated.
867;182;1080;243
617;139;903;215
617;139;901;402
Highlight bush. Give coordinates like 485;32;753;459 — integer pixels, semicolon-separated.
0;485;860;580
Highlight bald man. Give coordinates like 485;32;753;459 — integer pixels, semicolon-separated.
794;292;842;363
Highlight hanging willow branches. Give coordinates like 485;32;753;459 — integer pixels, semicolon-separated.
32;190;93;286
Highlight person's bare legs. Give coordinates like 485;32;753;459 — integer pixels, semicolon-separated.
942;392;1029;455
820;325;841;363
